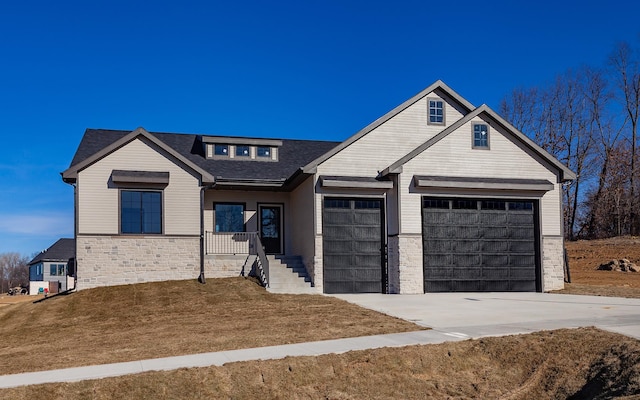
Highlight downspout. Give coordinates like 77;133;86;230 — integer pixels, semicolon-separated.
199;183;214;284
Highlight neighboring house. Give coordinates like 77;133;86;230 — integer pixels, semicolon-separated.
61;80;575;294
28;238;75;293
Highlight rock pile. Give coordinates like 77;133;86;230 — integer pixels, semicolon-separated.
597;259;640;272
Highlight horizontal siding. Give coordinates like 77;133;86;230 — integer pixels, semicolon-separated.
399;117;561;235
317;92;466;177
77;138;201;235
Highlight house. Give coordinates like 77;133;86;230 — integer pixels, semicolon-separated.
61;80;575;294
28;238;75;294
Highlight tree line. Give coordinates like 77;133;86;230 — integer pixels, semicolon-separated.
0;253;30;293
500;39;640;240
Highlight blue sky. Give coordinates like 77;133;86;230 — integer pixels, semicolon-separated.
1;0;639;256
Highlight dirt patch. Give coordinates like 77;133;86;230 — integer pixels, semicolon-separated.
556;237;640;298
0;295;42;307
0;278;421;375
2;328;639;399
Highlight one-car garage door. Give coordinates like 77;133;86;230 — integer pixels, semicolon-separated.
422;197;538;292
323;198;385;294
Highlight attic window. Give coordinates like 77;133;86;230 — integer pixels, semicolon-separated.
236;145;250;157
257;146;271;158
473;123;489;149
428;99;445;125
214;144;229;156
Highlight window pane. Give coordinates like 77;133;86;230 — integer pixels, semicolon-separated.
214;144;229;156
58;264;65;275
473;124;489;147
257;146;271;157
121;190;162;234
236;145;250;157
215;204;245;232
50;264;57;276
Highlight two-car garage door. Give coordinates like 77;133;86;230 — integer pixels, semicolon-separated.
422;197;539;292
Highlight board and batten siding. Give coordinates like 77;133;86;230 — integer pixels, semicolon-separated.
398;116;562;236
77;137;201;235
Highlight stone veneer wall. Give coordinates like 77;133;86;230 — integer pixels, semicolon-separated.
542;235;565;291
311;235;323;292
76;235;200;290
396;234;424;294
204;255;256;278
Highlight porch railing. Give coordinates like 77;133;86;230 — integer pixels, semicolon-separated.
205;231;269;288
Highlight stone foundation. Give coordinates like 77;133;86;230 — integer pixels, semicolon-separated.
542;235;565;291
204;255;256;278
76;235;200;290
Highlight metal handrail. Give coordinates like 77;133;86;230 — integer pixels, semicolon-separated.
253;235;269;288
205;231;269;288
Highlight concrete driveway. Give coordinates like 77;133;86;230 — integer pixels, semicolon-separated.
332;292;640;340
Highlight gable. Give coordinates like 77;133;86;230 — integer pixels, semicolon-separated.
303;81;474;175
311;83;473;177
382;105;576;182
402;114;562;182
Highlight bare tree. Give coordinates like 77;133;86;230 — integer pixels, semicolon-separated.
609;41;640;234
0;253;30;293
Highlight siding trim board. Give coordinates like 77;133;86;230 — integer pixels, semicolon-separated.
413;176;554;192
319;176;394;189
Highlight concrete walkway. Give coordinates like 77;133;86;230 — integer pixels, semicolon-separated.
2;292;640;389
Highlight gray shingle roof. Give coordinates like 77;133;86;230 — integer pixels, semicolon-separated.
29;238;75;265
69;129;340;183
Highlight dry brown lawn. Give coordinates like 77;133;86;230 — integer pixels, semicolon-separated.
0;277;421;375
557;236;640;298
4;238;640;398
2;327;639;400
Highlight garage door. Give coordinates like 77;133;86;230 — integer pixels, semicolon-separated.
323;198;384;294
422;197;538;292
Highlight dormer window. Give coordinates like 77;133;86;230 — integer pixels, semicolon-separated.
257;146;271;158
214;144;229;156
236;145;250;157
203;136;282;161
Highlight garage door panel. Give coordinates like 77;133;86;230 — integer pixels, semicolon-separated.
423;210;450;224
453;267;481;279
424;267;453;279
485;280;510;291
323;256;352;270
509;240;535;252
423;197;538;293
452;226;481;239
452;240;480;253
481;213;508;225
511;280;536;291
450;211;479;225
424;254;451;267
482;240;509;252
483;227;508;239
482;267;510;279
426;239;451;253
483;254;509;266
452;254;480;267
323;198;383;294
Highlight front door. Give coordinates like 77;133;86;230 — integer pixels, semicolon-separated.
259;204;283;254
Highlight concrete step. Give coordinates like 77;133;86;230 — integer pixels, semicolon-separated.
264;255;315;294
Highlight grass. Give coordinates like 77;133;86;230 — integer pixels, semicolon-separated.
2;327;639;399
0;277;421;375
